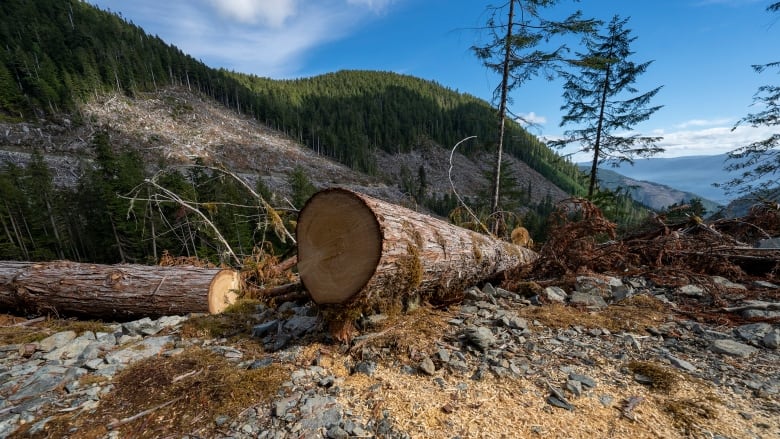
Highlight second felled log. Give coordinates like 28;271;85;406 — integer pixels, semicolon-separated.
296;188;538;309
0;260;241;319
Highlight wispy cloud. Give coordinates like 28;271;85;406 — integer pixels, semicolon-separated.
203;0;298;27
516;112;547;126
89;0;401;77
544;119;775;162
674;117;734;129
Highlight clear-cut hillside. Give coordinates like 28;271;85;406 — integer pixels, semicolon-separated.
0;87;570;212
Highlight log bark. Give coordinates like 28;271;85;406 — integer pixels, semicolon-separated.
0;260;240;318
296;188;538;307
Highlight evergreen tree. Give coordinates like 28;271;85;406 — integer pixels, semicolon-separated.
472;0;596;231
550;16;664;197
721;2;779;196
287;167;317;209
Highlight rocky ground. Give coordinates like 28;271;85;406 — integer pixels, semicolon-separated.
1;273;778;438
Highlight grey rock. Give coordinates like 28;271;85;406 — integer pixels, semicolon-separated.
463;326;496;351
8;365;69;402
419;356;436;375
158;315;187;327
252;320;279;337
353;361;377;376
547;395;573;411
121;317;155;336
763;330;780;349
0;414;20;438
498;312;528;330
710;339;758;357
327;425;349;439
667;355;697;372
274;392;301;417
437;348;450;363
43;334;94;362
569;292;608;310
105;336;174;365
734;323;772;342
752;280;779;289
676;284;707;297
482;283;497;298
494;287;518;300
36;331;76;353
611;284;635;301
741;309;780;319
633;373;654;386
566;379;582;397
248;358;274;369
543;286;567;303
711;276;747;290
283;315;320;336
599;395;614;407
575;276;610;298
83;359;105;371
568;373;596;388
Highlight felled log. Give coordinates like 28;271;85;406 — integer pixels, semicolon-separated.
0;260;241;318
296;188;538;310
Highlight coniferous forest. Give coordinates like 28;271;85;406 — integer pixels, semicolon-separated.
0;0;612;265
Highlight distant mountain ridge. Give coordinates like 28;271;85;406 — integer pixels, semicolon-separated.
582;166;722;213
597;155;741;206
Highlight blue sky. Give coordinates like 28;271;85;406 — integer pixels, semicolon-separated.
88;0;778;161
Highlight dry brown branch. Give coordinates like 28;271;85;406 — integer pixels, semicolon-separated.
107;396;185;430
258;282;303;298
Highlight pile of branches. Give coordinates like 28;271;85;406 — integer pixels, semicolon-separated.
504;198;780;289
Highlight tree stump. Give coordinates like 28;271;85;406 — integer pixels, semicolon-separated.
296;188;538;311
0;260;241;319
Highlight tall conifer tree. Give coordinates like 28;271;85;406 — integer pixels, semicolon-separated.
550;15;663;197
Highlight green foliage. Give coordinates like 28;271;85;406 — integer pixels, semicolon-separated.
722;3;779;196
287;167;317;210
551;16;664;197
589;187;651;233
0;0;588;199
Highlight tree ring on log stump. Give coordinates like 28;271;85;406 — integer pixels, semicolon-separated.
297;189;382;304
207;269;241;313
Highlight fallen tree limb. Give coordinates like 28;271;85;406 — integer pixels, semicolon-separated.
722;302;780;313
296;188;538;309
0;260;241;319
258;281;303;298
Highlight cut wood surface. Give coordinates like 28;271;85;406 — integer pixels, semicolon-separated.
296;188;538;306
0;260;240;318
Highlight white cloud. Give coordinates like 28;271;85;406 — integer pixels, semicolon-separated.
517;112;547;126
653;124;775;157
543;119;775;162
204;0;298;27
88;0;402;78
674;118;734;129
346;0;396;12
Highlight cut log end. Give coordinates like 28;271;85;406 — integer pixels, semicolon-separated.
207;269;241;314
297;189;382;304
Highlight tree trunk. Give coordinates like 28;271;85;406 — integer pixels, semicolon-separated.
0;260;240;319
296;188;538;309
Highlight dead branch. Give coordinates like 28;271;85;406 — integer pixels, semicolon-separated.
722;303;780;313
107;396;185;430
447;136;491;236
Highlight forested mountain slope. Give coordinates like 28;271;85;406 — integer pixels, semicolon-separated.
0;0;583;264
0;0;584;195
